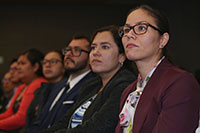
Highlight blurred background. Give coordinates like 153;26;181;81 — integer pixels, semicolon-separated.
0;0;200;80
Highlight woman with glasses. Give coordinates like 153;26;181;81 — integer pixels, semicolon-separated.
42;25;136;133
0;49;47;132
115;4;200;133
25;50;66;133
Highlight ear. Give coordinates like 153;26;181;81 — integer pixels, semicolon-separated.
119;53;126;64
33;63;39;73
159;32;169;48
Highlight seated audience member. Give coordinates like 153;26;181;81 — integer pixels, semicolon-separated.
115;4;200;133
0;72;16;113
25;50;66;132
27;34;95;132
9;58;21;93
42;25;136;133
0;58;21;113
7;58;22;108
0;49;47;131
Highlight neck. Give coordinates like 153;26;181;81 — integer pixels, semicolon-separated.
136;55;161;81
13;82;21;87
70;67;90;80
48;75;64;83
99;65;120;90
23;75;38;85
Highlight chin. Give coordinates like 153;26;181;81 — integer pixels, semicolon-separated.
92;68;102;74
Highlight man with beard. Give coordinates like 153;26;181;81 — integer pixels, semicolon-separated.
25;34;95;133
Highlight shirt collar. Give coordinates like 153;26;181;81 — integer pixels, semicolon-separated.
67;70;91;89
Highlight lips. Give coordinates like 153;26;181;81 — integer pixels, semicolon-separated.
91;59;102;63
44;70;52;74
65;57;75;64
126;43;138;48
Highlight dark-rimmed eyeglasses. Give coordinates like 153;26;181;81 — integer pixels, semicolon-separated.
41;59;62;65
119;22;163;37
62;47;90;57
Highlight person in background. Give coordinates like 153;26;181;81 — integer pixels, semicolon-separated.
27;34;95;132
25;50;66;133
0;72;16;113
9;58;21;93
0;58;21;113
0;48;47;132
42;25;136;133
115;4;200;133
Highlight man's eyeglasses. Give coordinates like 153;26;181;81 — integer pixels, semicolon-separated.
62;47;90;57
41;59;62;65
119;22;163;37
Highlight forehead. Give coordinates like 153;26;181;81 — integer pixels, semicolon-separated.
10;62;18;68
126;9;156;26
68;39;89;48
92;31;114;44
44;52;61;59
4;72;11;78
18;55;28;61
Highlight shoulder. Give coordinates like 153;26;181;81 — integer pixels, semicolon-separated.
26;77;48;93
150;59;200;102
102;68;137;98
79;75;101;97
109;67;137;89
155;59;199;89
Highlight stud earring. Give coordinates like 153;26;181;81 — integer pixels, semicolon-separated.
120;62;124;67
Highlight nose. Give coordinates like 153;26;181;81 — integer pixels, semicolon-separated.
125;29;137;40
91;47;101;57
65;50;73;57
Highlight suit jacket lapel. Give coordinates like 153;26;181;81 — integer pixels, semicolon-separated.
133;59;168;132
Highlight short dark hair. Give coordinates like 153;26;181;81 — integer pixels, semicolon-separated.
72;33;90;43
9;58;18;66
67;33;91;50
45;50;64;62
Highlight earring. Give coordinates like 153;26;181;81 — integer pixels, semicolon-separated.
120;62;124;67
161;45;164;48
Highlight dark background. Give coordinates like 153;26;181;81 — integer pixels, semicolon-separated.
0;0;200;79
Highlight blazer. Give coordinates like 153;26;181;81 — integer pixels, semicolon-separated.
0;77;47;131
26;78;68;132
28;71;96;133
115;59;200;133
42;67;136;133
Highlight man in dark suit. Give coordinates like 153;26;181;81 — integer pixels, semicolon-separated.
26;34;95;133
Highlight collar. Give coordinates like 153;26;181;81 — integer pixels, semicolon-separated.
137;56;165;89
67;70;91;89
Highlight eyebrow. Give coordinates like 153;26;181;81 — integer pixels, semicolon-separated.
43;58;60;60
91;42;111;46
125;21;148;26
